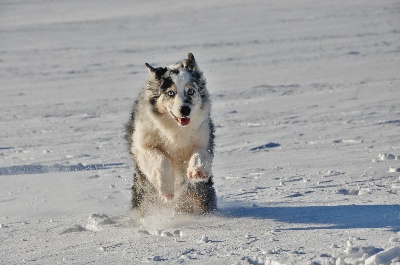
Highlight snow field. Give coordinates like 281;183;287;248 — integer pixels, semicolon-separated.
1;0;400;264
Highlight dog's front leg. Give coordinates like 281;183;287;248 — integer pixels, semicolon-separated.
187;149;212;181
136;148;175;200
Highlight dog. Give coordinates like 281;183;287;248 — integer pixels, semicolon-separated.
125;53;216;216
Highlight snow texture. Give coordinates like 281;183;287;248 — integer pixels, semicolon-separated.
1;0;400;264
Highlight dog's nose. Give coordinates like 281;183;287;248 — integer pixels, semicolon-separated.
180;106;191;117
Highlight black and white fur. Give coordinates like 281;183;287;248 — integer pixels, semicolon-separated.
125;53;216;215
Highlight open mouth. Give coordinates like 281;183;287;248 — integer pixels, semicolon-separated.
170;111;190;126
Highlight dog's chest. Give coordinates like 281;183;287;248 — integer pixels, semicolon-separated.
135;116;209;163
160;133;197;163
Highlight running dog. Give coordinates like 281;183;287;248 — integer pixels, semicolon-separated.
125;53;216;216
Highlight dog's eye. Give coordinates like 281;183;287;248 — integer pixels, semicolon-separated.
187;88;195;96
167;91;175;97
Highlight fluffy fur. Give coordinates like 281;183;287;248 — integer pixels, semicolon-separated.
125;53;216;216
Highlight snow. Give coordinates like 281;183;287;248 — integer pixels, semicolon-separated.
365;247;400;265
1;0;400;264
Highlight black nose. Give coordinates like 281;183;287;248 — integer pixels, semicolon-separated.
180;106;191;117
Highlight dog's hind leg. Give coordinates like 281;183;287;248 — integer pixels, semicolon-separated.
131;168;158;216
175;178;217;214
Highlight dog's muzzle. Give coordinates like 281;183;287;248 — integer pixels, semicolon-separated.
170;110;191;126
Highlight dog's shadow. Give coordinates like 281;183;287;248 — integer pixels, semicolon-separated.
219;203;400;231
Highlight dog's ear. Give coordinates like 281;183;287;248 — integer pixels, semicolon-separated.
145;63;167;80
183;52;196;71
145;63;156;75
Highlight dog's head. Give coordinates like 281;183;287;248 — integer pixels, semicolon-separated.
145;53;208;127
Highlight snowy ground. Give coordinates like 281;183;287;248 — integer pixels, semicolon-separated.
1;0;400;264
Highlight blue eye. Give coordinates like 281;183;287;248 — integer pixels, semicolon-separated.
187;88;195;96
167;91;175;97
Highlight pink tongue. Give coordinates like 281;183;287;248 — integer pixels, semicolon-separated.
179;117;190;126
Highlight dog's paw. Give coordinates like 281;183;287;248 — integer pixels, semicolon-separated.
161;193;175;201
187;165;209;181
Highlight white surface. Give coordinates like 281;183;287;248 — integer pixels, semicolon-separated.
1;0;400;264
